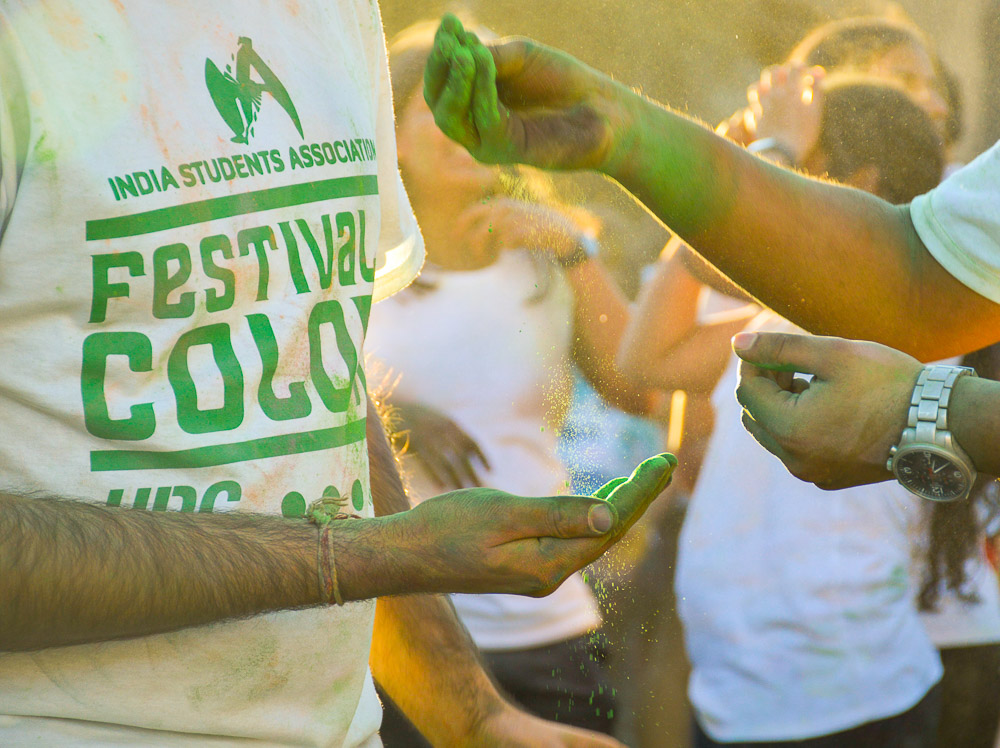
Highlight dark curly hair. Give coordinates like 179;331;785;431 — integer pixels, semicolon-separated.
918;343;1000;611
816;74;944;204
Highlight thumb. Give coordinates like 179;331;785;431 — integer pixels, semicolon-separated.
732;331;839;379
488;37;532;90
501;495;620;540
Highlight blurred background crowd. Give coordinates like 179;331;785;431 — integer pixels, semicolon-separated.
365;2;1000;746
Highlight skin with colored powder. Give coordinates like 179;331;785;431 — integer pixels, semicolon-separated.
422;13;1000;361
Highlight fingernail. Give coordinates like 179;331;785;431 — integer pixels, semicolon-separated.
654;454;676;494
588;503;614;534
732;332;757;352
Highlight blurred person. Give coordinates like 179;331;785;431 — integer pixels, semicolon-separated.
621;76;949;747
719;15;948;155
364;20;660;743
616;21;950;736
0;4;677;746
630;45;1000;746
423;14;1000;499
913;343;1000;748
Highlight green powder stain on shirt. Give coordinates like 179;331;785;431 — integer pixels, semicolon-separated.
34;133;57;163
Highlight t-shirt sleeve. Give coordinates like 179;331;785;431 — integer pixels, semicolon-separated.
369;10;423;304
909;141;1000;304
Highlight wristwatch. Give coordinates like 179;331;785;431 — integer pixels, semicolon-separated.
887;364;977;502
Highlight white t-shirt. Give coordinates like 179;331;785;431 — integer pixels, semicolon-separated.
910;139;1000;303
676;313;942;743
366;254;602;651
0;2;422;745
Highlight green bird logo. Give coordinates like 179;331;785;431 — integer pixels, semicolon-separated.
205;37;303;144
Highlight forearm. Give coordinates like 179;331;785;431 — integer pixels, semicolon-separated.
366;391;508;744
950;376;1000;478
566;258;657;415
618;250;702;388
0;397;422;651
605;89;996;360
618;251;754;394
371;594;503;746
0;491;325;650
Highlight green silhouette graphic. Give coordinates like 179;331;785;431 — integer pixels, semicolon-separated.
205;37;303;144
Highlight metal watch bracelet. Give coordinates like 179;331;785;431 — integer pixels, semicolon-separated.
887;364;976;469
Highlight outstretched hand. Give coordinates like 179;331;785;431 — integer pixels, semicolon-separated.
733;331;920;489
424;13;629;170
401;452;676;597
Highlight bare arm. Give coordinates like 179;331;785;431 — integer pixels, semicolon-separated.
562;253;659;415
949;376;1000;478
1;402;670;652
366;394;626;747
424;18;1000;361
0;490;324;650
618;241;758;395
366;393;504;745
605;97;997;360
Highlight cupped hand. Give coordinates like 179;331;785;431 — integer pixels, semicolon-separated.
424;13;629;170
733;331;921;490
394;401;490;490
402;452;676;596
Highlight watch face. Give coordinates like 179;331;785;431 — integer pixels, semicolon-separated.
894;448;971;501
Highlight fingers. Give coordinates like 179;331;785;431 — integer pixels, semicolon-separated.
732;331;839;379
425;16;511;159
424;15;481;149
414;448;463;491
433;44;479;148
601;453;677;539
424;15;464;109
414;434;489;489
790;376;811;395
455;456;484;487
740;408;793;466
453;440;487;487
488;37;531;83
469;35;508;155
592;476;627;500
734;356;797;432
469;438;491;472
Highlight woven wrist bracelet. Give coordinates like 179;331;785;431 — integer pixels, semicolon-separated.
306;496;360;606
